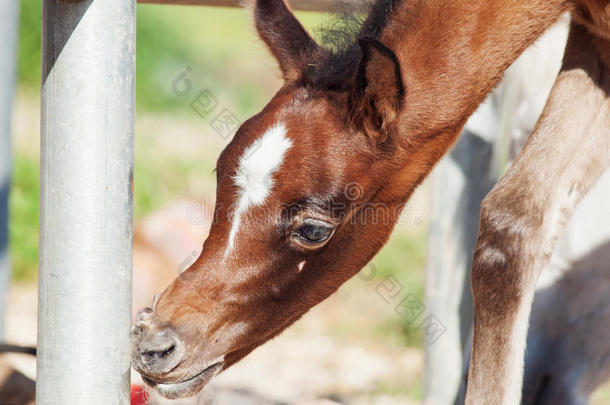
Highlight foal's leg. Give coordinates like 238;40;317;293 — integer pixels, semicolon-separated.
464;22;610;405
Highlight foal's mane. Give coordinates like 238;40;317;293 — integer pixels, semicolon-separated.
305;0;403;90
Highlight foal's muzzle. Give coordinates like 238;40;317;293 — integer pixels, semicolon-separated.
131;308;185;377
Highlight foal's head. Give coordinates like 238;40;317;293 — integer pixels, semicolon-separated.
132;0;418;398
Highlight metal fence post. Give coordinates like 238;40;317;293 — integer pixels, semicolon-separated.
0;0;19;341
38;0;135;403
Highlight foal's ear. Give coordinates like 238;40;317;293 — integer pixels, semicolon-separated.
255;0;320;81
349;38;404;140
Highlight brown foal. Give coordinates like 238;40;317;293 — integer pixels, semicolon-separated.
131;0;610;403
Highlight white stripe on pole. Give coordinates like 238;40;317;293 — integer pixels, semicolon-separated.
38;0;135;403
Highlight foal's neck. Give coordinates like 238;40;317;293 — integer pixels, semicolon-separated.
372;0;569;198
380;0;568;137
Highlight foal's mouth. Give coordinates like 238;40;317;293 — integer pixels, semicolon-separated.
142;358;225;399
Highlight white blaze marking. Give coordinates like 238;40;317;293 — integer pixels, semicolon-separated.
297;260;306;272
225;123;292;255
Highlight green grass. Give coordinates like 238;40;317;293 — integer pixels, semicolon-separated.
131;6;328;114
18;0;327;114
8;155;39;282
132;137;217;219
8;146;214;281
17;0;42;89
323;229;428;348
369;231;427;347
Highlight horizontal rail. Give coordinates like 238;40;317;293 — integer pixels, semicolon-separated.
138;0;359;12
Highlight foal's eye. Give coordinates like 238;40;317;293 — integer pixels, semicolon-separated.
299;224;332;242
291;219;335;249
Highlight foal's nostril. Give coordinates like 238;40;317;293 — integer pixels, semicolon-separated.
141;344;176;363
135;328;185;375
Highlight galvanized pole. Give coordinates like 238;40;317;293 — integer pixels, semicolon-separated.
0;0;19;340
38;1;135;404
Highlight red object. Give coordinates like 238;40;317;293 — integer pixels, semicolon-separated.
131;385;148;405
